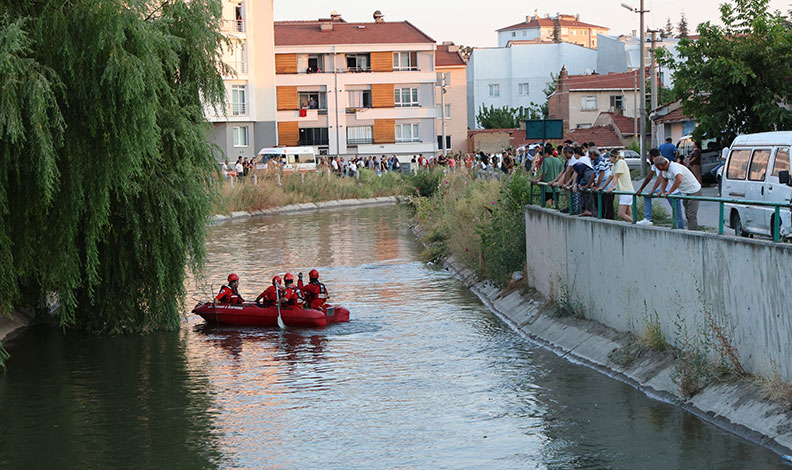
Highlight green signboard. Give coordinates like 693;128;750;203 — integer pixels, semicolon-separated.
525;119;564;140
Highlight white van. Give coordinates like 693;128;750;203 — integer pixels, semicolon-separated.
723;132;792;237
256;146;317;172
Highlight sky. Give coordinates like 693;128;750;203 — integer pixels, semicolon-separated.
274;0;791;47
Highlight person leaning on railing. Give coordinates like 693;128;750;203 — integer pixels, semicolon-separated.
634;149;684;228
602;151;635;222
654;156;703;230
537;148;564;208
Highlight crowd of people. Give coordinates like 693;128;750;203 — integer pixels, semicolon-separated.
215;270;330;311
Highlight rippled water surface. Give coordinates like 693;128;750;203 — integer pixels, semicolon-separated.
0;205;784;469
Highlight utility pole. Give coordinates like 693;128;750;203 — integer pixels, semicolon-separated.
438;72;448;158
622;1;650;176
648;29;660;149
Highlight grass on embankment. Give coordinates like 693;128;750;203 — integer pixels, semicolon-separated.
215;169;411;214
411;169;534;287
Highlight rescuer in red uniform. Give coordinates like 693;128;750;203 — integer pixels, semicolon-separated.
298;269;329;310
214;273;244;304
256;276;284;306
281;273;303;308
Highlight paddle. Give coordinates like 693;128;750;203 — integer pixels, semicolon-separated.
275;281;285;329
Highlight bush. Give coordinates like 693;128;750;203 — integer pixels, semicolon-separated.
410;169;444;197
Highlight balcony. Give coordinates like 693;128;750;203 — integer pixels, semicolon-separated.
223;19;245;33
226;61;248;75
393;66;420;72
231;102;247;116
347;137;373;145
354;106;440;120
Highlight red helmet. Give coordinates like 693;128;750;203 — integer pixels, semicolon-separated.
284;273;294;281
272;276;282;285
228;273;239;282
309;269;319;279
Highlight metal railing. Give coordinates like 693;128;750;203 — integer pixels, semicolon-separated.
528;181;792;242
223;19;245;33
227;61;247;74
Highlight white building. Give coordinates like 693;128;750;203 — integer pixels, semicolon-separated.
273;12;440;158
466;43;597;130
204;0;278;162
496;13;609;49
596;34;681;87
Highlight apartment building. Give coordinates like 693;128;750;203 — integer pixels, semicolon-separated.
466;43;596;130
496;13;609;49
547;67;644;133
435;43;467;155
273;12;440;158
205;0;277;161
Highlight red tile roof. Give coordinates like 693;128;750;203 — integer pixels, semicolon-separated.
565;70;647;90
653;108;694;124
435;45;465;67
598;112;636;135
274;21;435;46
497;17;608;32
563;125;624;148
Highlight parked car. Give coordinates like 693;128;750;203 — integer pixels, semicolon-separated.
722;132;792;237
616;149;642;169
256;146;317;172
676;135;722;182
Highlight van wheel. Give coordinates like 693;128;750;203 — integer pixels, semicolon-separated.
732;212;747;237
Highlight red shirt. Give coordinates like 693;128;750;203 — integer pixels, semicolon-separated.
259;285;284;303
298;279;328;310
282;286;301;308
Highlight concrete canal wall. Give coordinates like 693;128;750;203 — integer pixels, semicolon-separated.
523;205;792;384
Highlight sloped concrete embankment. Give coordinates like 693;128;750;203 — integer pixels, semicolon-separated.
211;196;401;224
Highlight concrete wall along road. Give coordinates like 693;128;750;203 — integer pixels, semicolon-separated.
524;205;792;383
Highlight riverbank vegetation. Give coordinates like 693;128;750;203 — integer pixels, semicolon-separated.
0;1;227;346
216;170;410;214
411;169;534;287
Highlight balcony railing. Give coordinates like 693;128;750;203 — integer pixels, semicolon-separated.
223;19;245;33
394;66;419;71
347;137;373;145
227;61;247;74
231;103;247;116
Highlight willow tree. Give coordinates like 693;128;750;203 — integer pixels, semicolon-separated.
0;0;227;334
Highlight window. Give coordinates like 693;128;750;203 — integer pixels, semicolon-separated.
395;123;420;143
232;126;248;147
610;95;624;110
437;135;451;149
298;128;329;146
773;148;790;177
511;32;516;37
489;84;500;97
518;83;530;95
346;53;370;72
306;55;325;73
444;104;451;118
347;126;373;145
231;85;247;115
748;149;771;181
298;92;326;110
581;96;597;111
393;52;418;71
726;149;751;180
522;31;527;37
576;123;592;129
347;90;372;109
394;87;419;107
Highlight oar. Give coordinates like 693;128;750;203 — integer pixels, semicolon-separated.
275;283;285;329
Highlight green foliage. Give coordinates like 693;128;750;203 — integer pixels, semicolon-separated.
641;310;667;352
662;18;674;38
608;335;644;367
409;168;444;197
677;12;689;38
478;173;534;287
660;0;792;144
553;282;584;319
476;104;541;129
0;1;227;334
552;22;561;43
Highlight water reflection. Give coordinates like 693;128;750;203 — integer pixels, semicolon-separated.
0;205;785;469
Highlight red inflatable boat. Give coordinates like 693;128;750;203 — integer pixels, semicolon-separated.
192;302;350;328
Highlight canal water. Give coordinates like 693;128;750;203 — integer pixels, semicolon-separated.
0;205;784;469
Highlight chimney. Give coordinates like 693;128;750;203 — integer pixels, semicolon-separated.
330;10;342;21
448;44;459;53
373;10;384;23
557;65;569;92
576;13;580;21
320;21;333;31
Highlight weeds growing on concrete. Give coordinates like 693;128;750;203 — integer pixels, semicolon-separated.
554;283;584;319
672;314;716;397
608;335;644;368
756;370;792;411
640;308;667;352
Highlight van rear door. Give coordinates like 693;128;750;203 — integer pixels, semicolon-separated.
765;147;792;234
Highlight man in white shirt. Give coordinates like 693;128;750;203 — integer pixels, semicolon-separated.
655;156;703;230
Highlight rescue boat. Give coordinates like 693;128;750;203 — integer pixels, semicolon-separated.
192;302;349;328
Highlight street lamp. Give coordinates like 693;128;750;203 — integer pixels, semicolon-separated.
622;1;650;177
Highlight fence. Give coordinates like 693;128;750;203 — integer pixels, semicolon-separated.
528;181;792;242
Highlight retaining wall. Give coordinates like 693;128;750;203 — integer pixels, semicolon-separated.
524;205;792;382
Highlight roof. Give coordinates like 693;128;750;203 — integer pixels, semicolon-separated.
435;45;465;67
274;20;435;46
563;125;624;148
497;17;609;32
564;70;647;91
597;112;636;135
652;108;693;124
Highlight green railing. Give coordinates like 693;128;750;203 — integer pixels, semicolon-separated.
528;181;792;242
